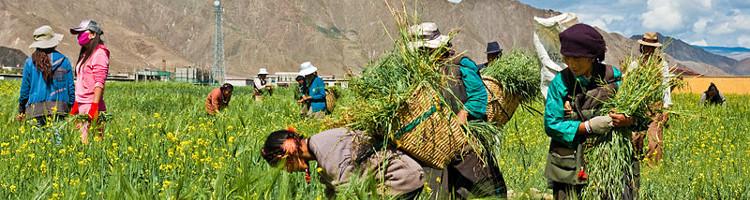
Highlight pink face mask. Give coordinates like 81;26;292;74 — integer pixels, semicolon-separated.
77;32;91;46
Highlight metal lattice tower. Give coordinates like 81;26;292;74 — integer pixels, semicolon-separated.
211;0;225;84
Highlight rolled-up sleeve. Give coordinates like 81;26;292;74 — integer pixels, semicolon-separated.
90;50;109;89
544;75;579;148
459;57;488;118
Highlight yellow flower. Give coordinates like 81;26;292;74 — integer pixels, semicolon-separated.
9;185;16;192
0;142;8;147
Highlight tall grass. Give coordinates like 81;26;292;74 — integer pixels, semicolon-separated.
583;52;680;199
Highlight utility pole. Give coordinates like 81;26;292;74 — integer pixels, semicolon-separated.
211;0;225;84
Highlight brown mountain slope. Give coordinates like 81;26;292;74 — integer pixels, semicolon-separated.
0;0;727;77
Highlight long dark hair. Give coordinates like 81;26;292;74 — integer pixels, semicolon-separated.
76;32;105;67
705;83;719;97
32;48;56;84
261;130;303;166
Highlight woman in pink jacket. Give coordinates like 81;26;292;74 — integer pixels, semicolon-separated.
68;20;110;143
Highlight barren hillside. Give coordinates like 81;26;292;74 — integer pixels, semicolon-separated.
0;0;728;77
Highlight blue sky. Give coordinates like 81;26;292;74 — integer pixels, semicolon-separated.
514;0;750;48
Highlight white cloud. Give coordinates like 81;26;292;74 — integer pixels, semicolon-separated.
518;0;750;47
690;40;708;46
739;35;750;48
641;0;713;31
732;15;750;31
641;0;684;31
708;23;735;35
589;18;611;32
693;18;709;32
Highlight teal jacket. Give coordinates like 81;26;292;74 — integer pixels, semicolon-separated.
308;76;326;112
458;57;487;119
543;66;622;148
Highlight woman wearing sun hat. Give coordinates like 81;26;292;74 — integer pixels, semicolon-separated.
299;62;326;118
18;25;75;129
253;68;275;101
68;20;110;143
407;22;506;198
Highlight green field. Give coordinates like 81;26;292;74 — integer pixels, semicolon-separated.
1;81;748;199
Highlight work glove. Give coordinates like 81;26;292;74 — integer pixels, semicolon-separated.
88;103;99;122
587;116;613;134
70;102;80;115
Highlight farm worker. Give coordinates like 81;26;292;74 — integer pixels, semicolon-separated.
700;83;726;107
205;83;233;115
543;23;639;199
253;68;274;101
476;41;503;71
408;22;505;198
294;75;310;117
298;62;326;118
629;32;672;165
68;20;109;144
18;26;74;132
260;127;425;199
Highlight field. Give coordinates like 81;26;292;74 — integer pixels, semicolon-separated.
0;81;748;199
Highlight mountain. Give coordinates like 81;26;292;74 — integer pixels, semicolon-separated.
631;33;748;75
0;0;563;77
696;46;750;61
0;0;737;78
0;46;26;68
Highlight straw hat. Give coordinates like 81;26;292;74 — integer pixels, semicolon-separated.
407;22;451;50
299;62;318;76
258;68;270;75
29;26;63;49
638;32;662;47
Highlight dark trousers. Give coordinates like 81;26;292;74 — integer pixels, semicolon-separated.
424;146;507;199
550;158;640;200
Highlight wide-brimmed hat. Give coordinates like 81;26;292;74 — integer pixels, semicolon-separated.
486;41;503;54
407;22;451;50
29;26;63;49
299;62;317;76
258;68;270;75
70;20;104;35
638;32;662;47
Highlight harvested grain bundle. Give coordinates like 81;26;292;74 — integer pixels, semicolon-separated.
346;18;467;168
582;51;678;199
480;50;541;126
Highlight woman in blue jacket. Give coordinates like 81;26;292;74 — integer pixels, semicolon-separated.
298;62;326;118
18;25;75;126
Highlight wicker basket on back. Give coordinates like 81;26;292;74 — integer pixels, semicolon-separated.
394;84;466;169
325;88;337;113
482;76;521;127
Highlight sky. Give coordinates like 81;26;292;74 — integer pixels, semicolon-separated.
515;0;750;48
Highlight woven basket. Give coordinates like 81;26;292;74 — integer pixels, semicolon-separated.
394;84;466;169
482;76;521;127
325;89;337;113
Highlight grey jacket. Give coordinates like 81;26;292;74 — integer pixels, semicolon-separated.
308;128;425;197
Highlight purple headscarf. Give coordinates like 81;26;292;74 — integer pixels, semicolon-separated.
559;24;606;61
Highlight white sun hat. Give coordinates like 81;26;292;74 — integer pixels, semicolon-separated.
29;25;64;49
407;22;451;50
258;68;270;75
298;62;318;76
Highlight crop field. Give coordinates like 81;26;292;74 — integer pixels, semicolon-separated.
0;81;748;199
